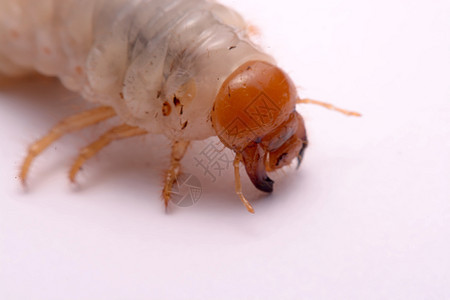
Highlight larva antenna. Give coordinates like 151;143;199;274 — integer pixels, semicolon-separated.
297;98;362;117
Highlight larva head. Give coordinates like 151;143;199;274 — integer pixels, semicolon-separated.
211;61;307;192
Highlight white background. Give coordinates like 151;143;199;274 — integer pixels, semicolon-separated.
1;0;449;299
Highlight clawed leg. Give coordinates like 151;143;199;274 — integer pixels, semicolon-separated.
162;140;190;210
69;124;148;182
234;153;255;214
297;98;361;117
19;106;116;184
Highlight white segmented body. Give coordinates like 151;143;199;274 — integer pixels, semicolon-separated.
0;0;274;140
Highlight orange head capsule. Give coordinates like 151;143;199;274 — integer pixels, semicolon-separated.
211;61;307;192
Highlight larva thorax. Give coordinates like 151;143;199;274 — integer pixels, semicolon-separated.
79;0;275;141
113;0;276;140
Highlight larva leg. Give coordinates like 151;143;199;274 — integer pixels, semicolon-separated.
69;124;148;182
162;140;190;210
297;98;361;117
233;153;255;214
19;106;116;184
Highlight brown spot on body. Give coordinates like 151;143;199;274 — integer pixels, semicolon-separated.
43;47;51;55
119;92;124;99
10;29;19;38
162;102;171;116
247;24;261;37
181;121;188;129
173;96;181;106
75;66;83;75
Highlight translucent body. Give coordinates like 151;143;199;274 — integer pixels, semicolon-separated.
0;0;274;140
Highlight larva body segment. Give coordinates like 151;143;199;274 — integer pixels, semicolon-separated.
0;0;274;140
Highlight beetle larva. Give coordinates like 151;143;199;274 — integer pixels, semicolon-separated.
0;0;360;213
